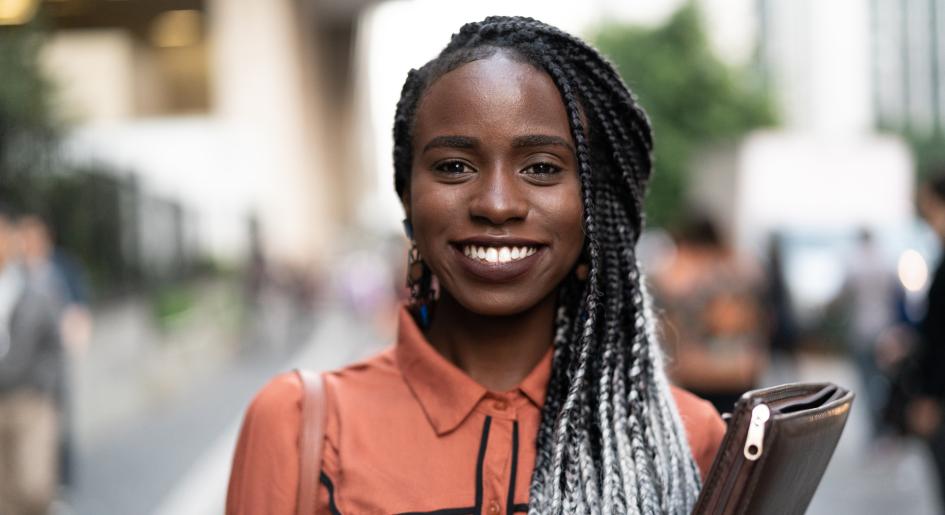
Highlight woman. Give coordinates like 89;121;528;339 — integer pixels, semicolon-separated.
227;16;725;514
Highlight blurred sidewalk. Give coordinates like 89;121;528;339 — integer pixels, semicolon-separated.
71;279;244;452
61;279;386;515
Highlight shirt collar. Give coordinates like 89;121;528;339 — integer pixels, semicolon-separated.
394;306;554;436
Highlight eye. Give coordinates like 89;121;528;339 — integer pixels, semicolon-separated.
522;162;562;175
434;160;474;175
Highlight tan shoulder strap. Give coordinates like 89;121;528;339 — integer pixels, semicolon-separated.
294;368;327;515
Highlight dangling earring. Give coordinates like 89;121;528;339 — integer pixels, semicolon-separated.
574;262;589;281
403;219;434;327
574;246;590;282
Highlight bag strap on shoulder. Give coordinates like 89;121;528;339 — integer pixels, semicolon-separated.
294;368;327;515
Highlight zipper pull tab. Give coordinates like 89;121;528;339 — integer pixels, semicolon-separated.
743;403;770;461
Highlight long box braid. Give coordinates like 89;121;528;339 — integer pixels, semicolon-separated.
392;16;701;514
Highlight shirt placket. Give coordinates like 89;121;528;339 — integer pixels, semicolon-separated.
478;393;524;515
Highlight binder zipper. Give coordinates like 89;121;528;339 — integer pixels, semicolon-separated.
712;402;770;512
744;403;770;460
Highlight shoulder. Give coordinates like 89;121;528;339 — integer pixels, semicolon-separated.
246;371;305;422
670;385;727;480
323;346;400;399
245;347;399;429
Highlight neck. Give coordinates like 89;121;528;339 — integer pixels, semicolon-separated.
424;291;556;392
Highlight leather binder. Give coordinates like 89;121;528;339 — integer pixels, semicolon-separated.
692;382;854;515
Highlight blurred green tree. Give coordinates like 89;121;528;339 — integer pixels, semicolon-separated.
0;17;59;203
898;131;945;181
592;2;777;228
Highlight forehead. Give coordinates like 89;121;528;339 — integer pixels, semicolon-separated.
412;54;573;148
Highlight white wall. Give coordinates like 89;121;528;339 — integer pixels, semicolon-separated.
41;30;136;122
735;131;914;250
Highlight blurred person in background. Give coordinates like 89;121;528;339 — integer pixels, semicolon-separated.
19;215;92;353
763;232;798;383
18;214;91;490
839;228;897;437
908;172;945;507
0;205;62;515
652;213;768;414
227;17;725;514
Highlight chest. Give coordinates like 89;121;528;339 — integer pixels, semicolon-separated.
321;407;539;515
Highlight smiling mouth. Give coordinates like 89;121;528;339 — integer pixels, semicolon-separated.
461;244;539;264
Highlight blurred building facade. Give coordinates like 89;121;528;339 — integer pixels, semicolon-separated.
36;0;377;270
871;0;945;137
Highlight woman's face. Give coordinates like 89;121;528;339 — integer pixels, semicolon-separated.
405;52;585;316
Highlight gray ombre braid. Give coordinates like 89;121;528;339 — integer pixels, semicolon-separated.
392;16;701;514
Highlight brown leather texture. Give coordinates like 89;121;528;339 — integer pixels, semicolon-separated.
295;369;327;515
692;383;854;515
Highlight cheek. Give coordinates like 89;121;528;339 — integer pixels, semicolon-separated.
538;180;585;259
408;173;462;246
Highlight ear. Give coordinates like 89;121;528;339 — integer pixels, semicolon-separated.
400;191;412;221
400;191;414;239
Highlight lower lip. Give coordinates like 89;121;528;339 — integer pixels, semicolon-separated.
451;245;546;282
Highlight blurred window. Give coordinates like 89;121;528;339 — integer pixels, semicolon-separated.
45;0;210;118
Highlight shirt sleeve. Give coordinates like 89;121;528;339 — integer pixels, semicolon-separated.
226;372;305;515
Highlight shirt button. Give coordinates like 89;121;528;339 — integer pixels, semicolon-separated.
494;400;508;411
488;500;501;514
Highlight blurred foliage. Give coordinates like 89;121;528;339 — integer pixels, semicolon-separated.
0;18;202;300
151;283;196;330
897;130;945;181
0;16;58;183
592;2;777;228
0;20;133;299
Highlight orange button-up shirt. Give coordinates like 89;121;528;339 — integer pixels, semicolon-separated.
226;308;726;514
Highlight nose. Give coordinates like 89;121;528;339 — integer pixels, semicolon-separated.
468;166;528;226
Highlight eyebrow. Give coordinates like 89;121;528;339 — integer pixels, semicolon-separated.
512;134;574;154
422;135;478;153
421;134;575;154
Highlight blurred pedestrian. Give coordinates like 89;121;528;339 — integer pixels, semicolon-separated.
908;173;945;507
19;215;92;353
652;213;768;414
0;205;61;515
18;214;90;489
839;228;897;436
763;232;799;384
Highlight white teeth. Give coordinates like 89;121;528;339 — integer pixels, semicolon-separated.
462;244;539;264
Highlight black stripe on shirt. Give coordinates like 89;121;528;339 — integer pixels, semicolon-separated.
397;508;476;515
506;421;520;514
320;471;342;515
475;416;493;514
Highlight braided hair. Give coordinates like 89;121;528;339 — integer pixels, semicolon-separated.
393;16;701;514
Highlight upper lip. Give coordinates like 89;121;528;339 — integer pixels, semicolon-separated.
452;236;546;248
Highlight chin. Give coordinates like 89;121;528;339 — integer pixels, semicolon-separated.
449;287;552;317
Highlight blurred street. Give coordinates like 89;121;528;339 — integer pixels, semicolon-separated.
60;283;388;515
